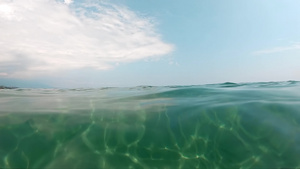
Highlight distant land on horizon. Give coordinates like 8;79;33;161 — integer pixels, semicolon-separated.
0;86;18;89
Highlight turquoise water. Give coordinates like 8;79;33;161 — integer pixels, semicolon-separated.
1;81;300;169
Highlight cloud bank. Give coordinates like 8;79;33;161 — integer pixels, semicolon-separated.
0;0;173;78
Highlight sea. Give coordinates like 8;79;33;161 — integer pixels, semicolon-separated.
1;81;300;169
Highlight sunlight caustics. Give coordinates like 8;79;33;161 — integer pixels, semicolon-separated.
1;81;300;168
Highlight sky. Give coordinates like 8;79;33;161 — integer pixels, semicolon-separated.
0;0;300;88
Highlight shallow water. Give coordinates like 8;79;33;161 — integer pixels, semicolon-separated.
1;81;300;168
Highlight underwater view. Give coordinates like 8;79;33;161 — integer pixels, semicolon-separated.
1;81;300;169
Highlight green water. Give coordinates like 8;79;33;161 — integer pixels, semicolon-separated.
1;81;300;168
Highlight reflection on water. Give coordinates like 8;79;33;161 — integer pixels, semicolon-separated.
1;81;300;168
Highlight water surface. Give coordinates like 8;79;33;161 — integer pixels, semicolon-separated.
1;81;300;168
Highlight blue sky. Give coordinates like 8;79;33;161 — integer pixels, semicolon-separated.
0;0;299;88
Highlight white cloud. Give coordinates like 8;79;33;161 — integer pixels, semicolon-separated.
0;0;173;78
0;72;8;76
253;43;300;55
64;0;73;5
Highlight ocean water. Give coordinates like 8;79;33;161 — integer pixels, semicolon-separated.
1;81;300;169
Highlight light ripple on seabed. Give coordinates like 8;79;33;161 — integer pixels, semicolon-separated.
0;81;300;168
